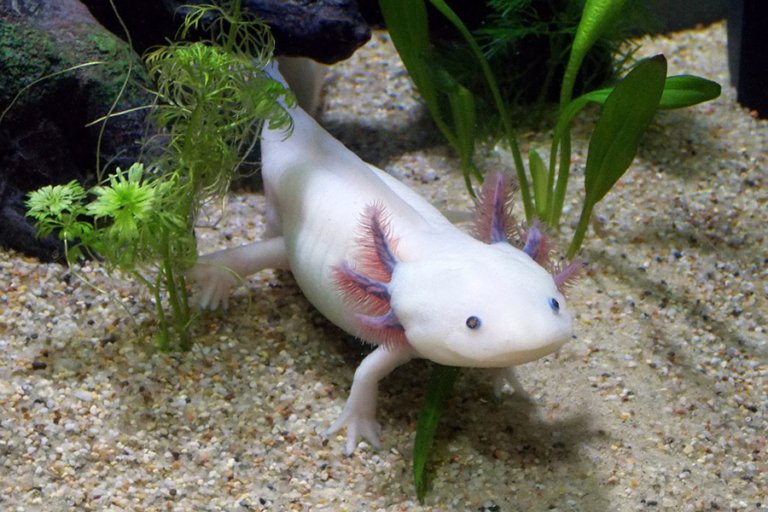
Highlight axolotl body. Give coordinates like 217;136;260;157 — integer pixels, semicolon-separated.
191;63;579;455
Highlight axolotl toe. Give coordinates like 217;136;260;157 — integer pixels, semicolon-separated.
189;59;581;455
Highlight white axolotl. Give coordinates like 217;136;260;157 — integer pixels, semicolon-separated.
190;62;580;455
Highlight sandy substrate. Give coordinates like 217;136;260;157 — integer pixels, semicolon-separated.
1;22;766;511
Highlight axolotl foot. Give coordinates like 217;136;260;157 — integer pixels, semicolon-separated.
326;400;382;456
326;345;415;455
489;366;532;401
188;238;289;310
188;257;241;310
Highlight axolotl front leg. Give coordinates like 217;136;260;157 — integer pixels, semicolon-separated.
328;344;416;454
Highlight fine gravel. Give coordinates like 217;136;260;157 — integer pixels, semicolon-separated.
1;21;766;511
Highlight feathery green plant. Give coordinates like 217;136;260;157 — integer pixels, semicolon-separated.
26;0;293;350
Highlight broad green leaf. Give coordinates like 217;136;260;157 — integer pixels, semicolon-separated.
567;55;666;258
381;0;485;189
379;0;443;133
553;70;720;231
576;74;721;111
550;0;627;229
656;74;721;109
431;64;480;183
414;364;459;502
583;55;667;205
448;85;478;178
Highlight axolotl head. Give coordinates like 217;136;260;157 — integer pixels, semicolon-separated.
335;183;580;368
388;239;572;367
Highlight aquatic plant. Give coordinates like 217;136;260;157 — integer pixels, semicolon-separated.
438;0;633;117
382;0;719;255
26;0;293;350
380;0;720;500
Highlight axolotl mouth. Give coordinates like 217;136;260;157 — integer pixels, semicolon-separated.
422;322;573;368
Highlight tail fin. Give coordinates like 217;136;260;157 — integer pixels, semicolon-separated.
277;57;327;116
264;58;327;116
263;59;289;88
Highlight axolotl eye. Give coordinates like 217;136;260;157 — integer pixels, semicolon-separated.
548;297;560;313
465;316;481;329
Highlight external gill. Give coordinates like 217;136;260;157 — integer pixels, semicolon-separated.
521;221;551;267
333;204;407;348
553;258;585;294
473;171;519;244
473;171;584;295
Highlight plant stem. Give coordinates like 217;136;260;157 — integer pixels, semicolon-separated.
429;0;533;221
225;0;242;55
161;235;192;350
567;202;592;259
551;131;572;227
152;268;171;351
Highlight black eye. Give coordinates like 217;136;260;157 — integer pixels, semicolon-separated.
465;316;481;329
548;297;560;313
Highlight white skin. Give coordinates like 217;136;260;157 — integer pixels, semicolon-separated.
189;61;573;455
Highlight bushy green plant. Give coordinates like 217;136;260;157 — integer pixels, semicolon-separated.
439;0;632;115
380;0;720;500
26;0;294;350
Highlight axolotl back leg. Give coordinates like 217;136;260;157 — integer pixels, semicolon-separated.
190;237;289;310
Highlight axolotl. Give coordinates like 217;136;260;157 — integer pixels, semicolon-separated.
190;62;580;455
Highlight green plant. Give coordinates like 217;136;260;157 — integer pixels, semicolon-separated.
380;0;720;500
439;0;632;120
26;0;293;350
413;365;459;501
382;0;719;252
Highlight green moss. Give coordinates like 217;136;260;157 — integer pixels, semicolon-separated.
86;31;141;82
81;30;149;108
0;16;149;116
0;21;58;106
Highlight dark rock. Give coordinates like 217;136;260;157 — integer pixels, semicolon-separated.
0;0;152;261
81;0;371;64
728;0;768;118
240;0;370;64
78;0;181;55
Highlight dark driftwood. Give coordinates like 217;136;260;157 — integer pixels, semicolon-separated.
80;0;371;64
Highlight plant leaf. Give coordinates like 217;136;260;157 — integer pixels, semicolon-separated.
583;54;667;205
444;78;478;181
529;148;549;219
414;364;459;502
567;54;667;258
427;0;531;216
552;70;719;232
656;74;721;109
577;74;721;111
379;0;445;136
560;0;628;107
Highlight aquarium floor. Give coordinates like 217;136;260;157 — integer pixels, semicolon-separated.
1;22;766;512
